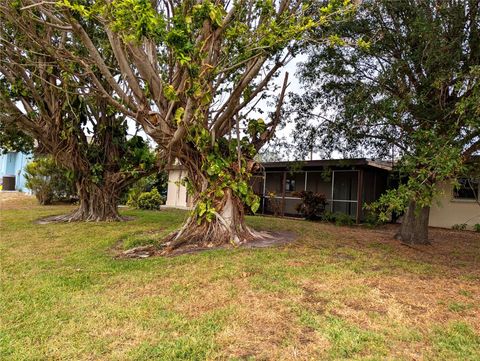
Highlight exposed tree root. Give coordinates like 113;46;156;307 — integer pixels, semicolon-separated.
114;230;297;258
160;190;266;255
36;208;130;224
160;216;259;254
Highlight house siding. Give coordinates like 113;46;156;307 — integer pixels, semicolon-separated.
429;181;480;230
0;151;32;191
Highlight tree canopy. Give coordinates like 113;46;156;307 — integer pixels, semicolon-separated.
291;0;480;243
0;121;34;154
0;3;157;220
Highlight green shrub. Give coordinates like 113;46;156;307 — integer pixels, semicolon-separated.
452;223;467;231
125;183;145;208
132;188;164;210
320;210;355;226
321;210;337;223
363;209;385;228
473;224;480;232
335;212;355;227
294;191;328;220
25;156;75;205
123;173;167;206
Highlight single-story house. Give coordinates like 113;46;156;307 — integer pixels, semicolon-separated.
166;158;480;230
250;159;392;223
166;158;393;223
0;151;32;191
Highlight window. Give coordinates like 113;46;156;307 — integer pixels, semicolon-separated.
454;178;479;200
285;177;296;192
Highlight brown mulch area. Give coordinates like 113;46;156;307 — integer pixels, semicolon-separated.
320;223;480;276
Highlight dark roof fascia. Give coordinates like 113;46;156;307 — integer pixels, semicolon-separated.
260;158;393;172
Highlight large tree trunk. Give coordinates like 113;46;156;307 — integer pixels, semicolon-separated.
162;189;258;253
53;178;123;222
396;199;430;245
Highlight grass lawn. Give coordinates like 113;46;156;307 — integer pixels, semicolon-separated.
1;193;480;360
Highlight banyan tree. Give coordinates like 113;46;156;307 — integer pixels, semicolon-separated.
2;0;351;246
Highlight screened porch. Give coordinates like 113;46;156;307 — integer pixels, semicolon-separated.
251;159;392;223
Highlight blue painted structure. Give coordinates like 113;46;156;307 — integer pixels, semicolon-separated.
0;151;32;191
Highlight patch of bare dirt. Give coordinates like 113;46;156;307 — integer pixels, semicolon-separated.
0;191;36;210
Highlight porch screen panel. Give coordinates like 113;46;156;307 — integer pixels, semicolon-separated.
362;170;376;204
285;172;305;196
333;171;358;200
265;172;283;194
306;172;331;195
284;198;303;215
331;170;358;218
332;201;357;218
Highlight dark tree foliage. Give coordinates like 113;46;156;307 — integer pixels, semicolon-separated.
0;121;34;154
292;0;480;243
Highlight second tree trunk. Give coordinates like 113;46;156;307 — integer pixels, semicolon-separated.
396;199;430;245
57;179;123;222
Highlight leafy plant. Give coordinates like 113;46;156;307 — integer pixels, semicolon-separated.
334;212;355;227
25;156;75;205
452;223;467;231
321;210;337;223
135;189;165;210
363;209;385;228
474;224;480;232
320;210;355;226
294;191;327;220
123;172;168;206
267;191;282;217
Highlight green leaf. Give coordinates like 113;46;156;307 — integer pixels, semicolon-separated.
251;198;260;213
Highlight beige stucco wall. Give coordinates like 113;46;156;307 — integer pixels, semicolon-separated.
429;181;480;230
166;169;190;208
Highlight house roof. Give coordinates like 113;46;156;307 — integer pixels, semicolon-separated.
260;158;393;171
